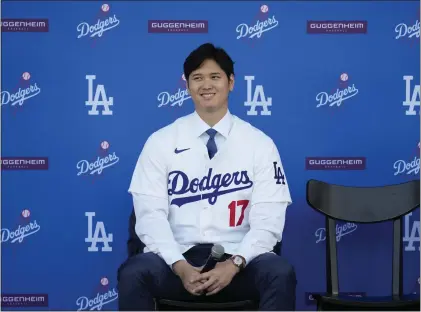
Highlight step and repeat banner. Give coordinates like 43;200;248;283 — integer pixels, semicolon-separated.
1;0;420;310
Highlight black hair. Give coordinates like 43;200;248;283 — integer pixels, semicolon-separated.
183;43;235;82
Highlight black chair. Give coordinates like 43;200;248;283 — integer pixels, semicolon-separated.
126;208;264;310
306;179;420;311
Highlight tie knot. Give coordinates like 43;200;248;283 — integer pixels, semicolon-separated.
206;128;217;139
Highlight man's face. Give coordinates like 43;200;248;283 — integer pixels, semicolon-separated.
187;59;234;114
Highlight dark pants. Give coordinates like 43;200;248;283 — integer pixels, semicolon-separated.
117;244;296;311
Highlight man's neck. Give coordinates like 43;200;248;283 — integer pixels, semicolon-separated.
196;107;228;127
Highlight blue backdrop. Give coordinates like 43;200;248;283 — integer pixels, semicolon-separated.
1;0;420;310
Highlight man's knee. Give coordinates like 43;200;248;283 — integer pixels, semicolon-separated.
253;253;296;286
118;252;167;284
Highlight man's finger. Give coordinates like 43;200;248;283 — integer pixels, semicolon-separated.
205;282;219;294
187;283;204;296
206;286;222;296
194;277;217;293
189;289;202;296
190;272;211;283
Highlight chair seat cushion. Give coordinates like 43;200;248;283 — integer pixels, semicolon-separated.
312;293;420;309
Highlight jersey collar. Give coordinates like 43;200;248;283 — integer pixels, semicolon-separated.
191;110;233;139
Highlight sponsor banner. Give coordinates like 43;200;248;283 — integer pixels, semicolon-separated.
1;19;49;32
148;20;208;33
1;157;48;170
307;20;367;34
1;294;48;307
306;157;366;170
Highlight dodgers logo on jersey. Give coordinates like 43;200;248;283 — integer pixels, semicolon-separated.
168;168;253;207
273;161;285;185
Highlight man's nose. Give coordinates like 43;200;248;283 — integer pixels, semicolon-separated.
201;78;213;89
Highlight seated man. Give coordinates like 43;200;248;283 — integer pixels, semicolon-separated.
117;42;296;311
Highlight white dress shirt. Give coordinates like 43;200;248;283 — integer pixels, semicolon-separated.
129;110;292;268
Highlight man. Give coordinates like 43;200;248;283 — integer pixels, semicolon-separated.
117;43;296;310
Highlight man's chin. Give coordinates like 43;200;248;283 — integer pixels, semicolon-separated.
204;106;220;113
201;102;226;113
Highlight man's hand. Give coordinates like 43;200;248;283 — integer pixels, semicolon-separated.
191;260;240;296
172;260;206;296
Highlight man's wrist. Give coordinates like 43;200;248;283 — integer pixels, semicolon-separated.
228;255;246;275
231;255;246;269
172;260;189;276
226;259;241;275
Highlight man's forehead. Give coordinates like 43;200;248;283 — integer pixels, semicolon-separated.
192;60;223;74
191;67;223;75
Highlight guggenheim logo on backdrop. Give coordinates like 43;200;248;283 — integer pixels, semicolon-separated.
307;20;367;34
1;19;49;32
148;20;208;33
1;157;49;170
306;157;366;170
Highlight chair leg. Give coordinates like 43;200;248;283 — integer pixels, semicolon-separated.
316;300;323;311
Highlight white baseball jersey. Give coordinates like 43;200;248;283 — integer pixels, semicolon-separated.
128;110;292;267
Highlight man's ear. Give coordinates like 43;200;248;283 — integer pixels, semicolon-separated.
229;74;235;91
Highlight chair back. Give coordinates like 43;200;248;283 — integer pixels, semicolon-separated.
127;208;145;257
306;179;420;298
306;179;420;223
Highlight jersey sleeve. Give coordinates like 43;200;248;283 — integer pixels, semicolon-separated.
128;133;185;267
251;137;292;206
128;132;168;199
236;136;292;265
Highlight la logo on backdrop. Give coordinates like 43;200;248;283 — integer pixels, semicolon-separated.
1;209;41;244
76;277;118;311
403;212;420;252
244;75;272;116
77;3;120;46
403;75;420;116
86;74;114;116
85;211;113;252
1;71;41;116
